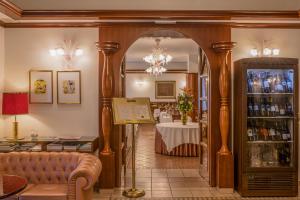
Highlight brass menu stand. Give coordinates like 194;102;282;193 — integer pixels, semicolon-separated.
112;98;154;198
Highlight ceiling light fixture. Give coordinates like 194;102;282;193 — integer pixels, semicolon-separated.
144;38;172;76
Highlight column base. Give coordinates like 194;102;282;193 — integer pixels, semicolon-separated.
216;151;234;188
99;152;115;188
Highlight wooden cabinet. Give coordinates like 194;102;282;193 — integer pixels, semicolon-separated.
234;57;298;197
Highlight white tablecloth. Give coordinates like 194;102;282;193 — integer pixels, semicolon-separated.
156;122;199;152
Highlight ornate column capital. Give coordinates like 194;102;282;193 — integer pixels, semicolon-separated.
96;41;120;55
212;41;236;54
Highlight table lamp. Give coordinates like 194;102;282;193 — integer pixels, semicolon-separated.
2;93;28;140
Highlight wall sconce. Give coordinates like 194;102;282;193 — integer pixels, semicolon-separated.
49;40;83;68
250;40;280;57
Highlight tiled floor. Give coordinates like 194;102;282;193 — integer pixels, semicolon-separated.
93;124;299;199
127;124;199;169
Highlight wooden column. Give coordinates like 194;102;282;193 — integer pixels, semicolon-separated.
212;41;236;189
186;73;198;122
96;41;120;188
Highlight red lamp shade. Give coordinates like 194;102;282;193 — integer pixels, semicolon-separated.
2;93;29;115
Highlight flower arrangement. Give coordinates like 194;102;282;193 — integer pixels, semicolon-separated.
177;88;193;125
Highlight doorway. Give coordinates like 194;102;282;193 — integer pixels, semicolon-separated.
98;23;230;187
120;30;211;194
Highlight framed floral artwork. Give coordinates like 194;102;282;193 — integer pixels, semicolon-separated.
155;81;176;99
57;71;81;104
29;70;53;104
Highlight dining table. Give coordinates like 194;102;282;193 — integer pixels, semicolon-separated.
0;175;28;199
155;122;200;157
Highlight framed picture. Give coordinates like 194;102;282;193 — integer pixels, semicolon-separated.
57;71;81;104
29;70;53;104
155;81;176;99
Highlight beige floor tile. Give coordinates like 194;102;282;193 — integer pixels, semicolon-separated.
170;181;189;188
151;190;172;198
172;190;193;197
152;172;168;177
191;190;215;197
152;182;170;190
152;178;169;183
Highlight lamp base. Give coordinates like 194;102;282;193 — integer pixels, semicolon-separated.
122;189;145;198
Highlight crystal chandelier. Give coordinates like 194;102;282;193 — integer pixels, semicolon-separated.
144;38;172;76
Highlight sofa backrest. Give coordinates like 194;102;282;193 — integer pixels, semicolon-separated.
0;152;82;184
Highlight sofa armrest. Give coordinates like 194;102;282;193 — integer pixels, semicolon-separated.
68;154;102;190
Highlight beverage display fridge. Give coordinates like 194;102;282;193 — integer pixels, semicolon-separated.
234;57;298;197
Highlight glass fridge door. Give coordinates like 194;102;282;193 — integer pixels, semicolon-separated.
246;68;294;168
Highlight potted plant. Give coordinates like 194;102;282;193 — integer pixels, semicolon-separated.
177;88;193;125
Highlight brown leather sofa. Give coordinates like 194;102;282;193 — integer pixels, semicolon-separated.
0;152;102;200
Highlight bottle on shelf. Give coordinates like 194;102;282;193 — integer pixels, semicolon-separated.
268;121;276;140
285;71;293;93
281;73;288;93
270;97;276;117
247;121;254;141
259;121;269;140
266;97;271;117
248;97;254;117
281;120;291;141
275;73;284;93
253;98;260;117
285;97;293;116
274;98;280;116
247;71;254;93
275;121;282;140
260;98;266;117
253;73;261;93
278;143;291;166
263;72;271;93
279;104;286;116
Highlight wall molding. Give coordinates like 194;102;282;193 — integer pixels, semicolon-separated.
3;21;300;29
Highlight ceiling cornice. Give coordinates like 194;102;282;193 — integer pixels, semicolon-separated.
19;10;300;20
0;0;21;19
3;21;300;29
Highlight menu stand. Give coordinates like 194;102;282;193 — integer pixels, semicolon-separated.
112;98;154;198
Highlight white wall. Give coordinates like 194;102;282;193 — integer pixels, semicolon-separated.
0;27;4;135
125;73;186;102
232;28;300;178
2;28;99;138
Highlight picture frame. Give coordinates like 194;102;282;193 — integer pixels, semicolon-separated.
29;70;53;104
57;70;81;104
155;81;176;99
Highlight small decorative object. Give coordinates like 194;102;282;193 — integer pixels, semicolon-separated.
177;88;193;125
29;70;53;104
2;93;29;140
155;81;176;99
57;70;81;104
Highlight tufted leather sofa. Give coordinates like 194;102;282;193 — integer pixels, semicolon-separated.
0;152;102;200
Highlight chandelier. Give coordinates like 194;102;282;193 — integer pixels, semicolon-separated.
144;38;172;76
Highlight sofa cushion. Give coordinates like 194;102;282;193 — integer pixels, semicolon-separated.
19;184;67;200
2;184;35;200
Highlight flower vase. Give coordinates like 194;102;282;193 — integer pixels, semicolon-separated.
181;112;187;125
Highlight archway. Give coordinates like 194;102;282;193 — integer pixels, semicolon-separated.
120;30;211;183
97;23;232;188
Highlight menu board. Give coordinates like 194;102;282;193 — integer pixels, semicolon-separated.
112;98;155;124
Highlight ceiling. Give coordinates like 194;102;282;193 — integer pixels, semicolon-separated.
125;37;199;71
8;0;300;10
